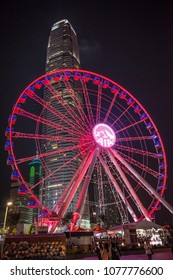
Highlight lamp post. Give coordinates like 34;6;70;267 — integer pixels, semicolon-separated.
0;235;5;259
3;201;13;232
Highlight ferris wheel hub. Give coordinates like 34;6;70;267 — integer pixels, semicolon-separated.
92;123;116;148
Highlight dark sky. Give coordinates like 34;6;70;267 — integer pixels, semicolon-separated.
0;0;173;225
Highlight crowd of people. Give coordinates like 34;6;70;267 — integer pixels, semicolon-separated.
1;230;173;260
2;239;66;259
94;238;121;260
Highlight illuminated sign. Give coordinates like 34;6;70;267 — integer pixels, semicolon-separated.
92;123;116;148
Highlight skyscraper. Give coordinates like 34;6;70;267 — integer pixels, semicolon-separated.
41;20;84;220
45;19;80;72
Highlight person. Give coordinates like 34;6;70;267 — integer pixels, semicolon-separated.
95;245;101;260
144;242;153;260
101;243;111;260
111;242;120;260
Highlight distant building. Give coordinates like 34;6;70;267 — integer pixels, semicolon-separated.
89;162;123;227
28;157;42;186
45;19;80;73
9;157;42;225
10;181;33;224
28;156;42;221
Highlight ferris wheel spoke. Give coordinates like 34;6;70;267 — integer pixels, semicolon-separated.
119;163;153;197
62;78;90;129
81;79;95;127
107;149;151;221
16;143;84;165
98;154;138;222
43;80;89;132
103;89;119;123
26;191;49;213
30;144;93;192
95;83;102;124
110;148;173;215
52;153;91;213
15;169;49;212
26;88;85;135
112;104;136;127
17;108;81;137
116;135;152;142
62;78;84;113
115;118;146;133
115;143;159;158
117;150;160;178
11;131;78;142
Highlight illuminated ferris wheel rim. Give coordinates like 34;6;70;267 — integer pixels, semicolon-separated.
6;68;172;231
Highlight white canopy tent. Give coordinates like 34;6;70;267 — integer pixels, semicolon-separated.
109;220;163;231
130;220;162;230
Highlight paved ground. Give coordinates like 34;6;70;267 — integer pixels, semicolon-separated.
81;252;173;260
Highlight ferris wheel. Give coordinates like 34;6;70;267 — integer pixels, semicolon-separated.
5;69;173;233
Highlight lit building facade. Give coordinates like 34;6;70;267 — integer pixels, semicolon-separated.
28;157;42;221
28;157;42;186
9;158;42;225
45;19;80;73
89;162;123;227
41;20;89;226
10;182;33;224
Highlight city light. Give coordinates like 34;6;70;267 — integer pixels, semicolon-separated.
3;201;13;231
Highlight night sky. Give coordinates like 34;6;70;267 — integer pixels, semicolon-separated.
0;0;173;225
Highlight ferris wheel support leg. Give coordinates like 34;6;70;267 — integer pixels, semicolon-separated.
56;150;95;222
48;152;95;234
107;149;151;221
52;154;90;213
98;154;138;222
70;147;100;231
111;148;173;215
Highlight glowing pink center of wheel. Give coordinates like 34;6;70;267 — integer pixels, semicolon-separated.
92;123;116;148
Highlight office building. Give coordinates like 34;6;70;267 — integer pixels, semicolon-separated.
10;181;33;224
41;20;89;227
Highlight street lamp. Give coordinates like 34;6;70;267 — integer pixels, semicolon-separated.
3;201;13;232
0;235;5;259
